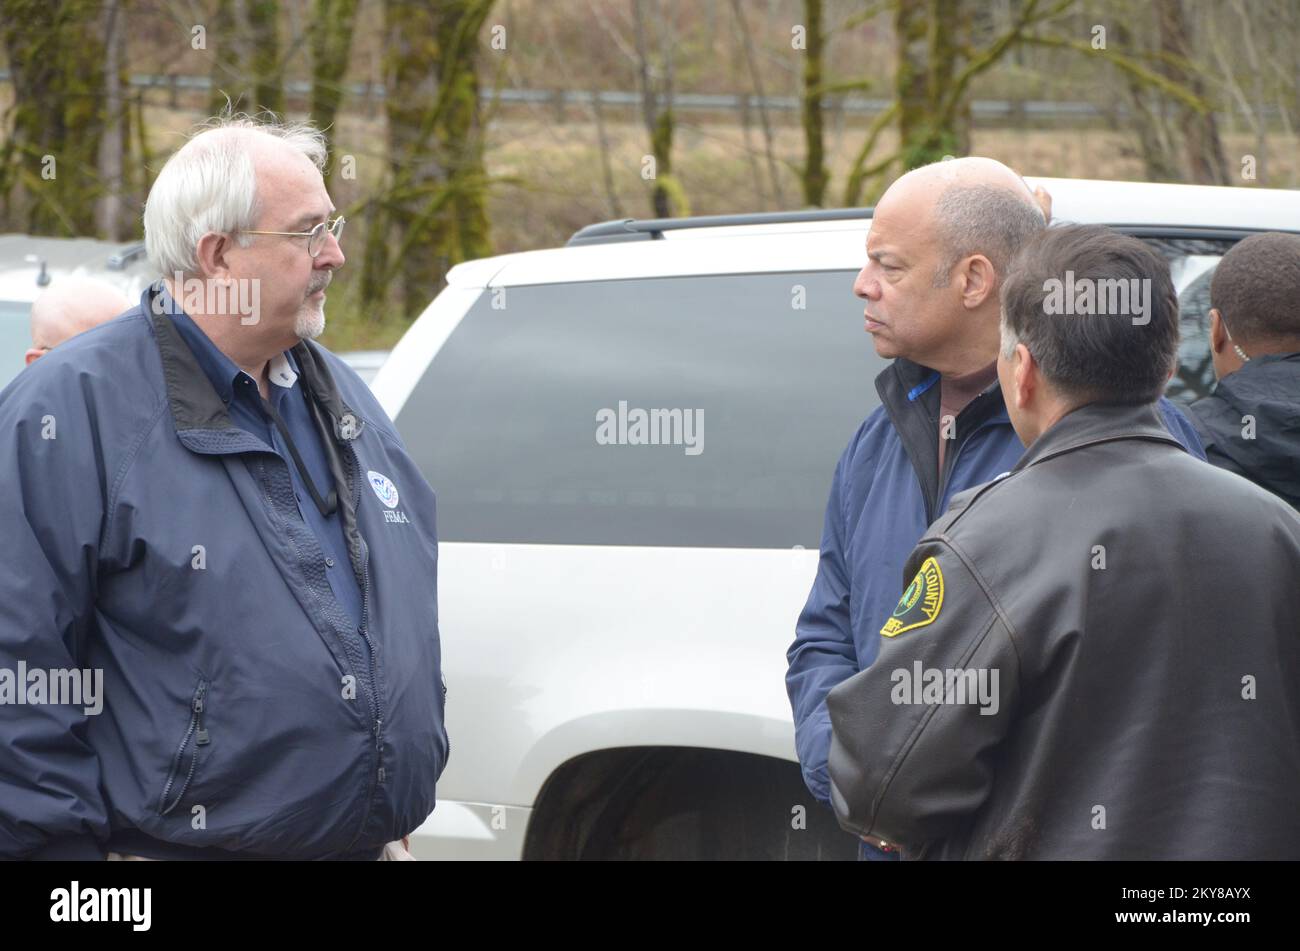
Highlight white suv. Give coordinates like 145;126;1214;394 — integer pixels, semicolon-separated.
372;178;1300;860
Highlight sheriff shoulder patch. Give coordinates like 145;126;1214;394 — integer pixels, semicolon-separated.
881;556;944;637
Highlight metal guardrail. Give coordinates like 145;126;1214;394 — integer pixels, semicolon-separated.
4;70;1244;121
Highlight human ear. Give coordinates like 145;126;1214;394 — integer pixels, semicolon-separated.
1014;343;1035;410
1208;308;1227;355
195;231;237;282
959;255;997;309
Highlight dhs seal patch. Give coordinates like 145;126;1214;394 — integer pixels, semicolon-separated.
367;470;411;524
881;556;944;637
367;470;400;508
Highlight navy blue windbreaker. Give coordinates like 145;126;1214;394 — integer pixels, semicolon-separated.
786;358;1205;807
0;286;448;859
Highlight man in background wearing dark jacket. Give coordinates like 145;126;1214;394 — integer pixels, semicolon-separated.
827;224;1300;859
783;158;1206;859
1190;231;1300;508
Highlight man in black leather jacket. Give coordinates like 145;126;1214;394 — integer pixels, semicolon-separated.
827;224;1300;859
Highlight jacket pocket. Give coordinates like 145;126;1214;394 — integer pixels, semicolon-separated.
157;678;211;817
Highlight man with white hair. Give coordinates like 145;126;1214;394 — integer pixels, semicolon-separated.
24;276;129;365
0;115;448;860
784;157;1206;859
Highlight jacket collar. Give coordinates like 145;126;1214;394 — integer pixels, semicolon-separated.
876;356;1009;423
1213;351;1300;402
874;356;1012;521
1014;400;1182;472
878;356;941;406
156;283;300;406
143;282;364;453
289;334;365;441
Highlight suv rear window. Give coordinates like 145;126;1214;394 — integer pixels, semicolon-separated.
396;271;883;547
1143;235;1236;405
394;233;1237;548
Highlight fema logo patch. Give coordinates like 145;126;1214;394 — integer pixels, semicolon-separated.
367;470;400;508
881;556;944;637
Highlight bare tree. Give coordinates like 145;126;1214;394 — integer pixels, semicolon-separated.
1155;0;1229;185
247;0;285;115
1113;13;1181;183
730;0;786;206
363;0;495;321
310;0;362;190
838;0;1219;204
0;0;107;234
632;0;687;217
97;0;128;240
1205;1;1260;184
590;83;626;218
205;0;284;116
207;0;245;114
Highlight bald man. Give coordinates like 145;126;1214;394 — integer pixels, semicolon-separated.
26;277;130;365
783;158;1206;859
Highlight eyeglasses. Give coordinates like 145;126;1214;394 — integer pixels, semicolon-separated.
241;216;346;258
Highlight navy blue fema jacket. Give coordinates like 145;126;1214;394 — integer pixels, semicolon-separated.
786;357;1205;806
0;286;448;859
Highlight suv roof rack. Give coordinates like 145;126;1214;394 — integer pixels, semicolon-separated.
106;242;148;271
566;207;873;246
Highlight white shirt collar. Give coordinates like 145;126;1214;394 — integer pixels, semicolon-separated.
268;352;299;389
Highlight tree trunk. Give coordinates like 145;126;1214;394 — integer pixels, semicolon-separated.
97;0;127;241
207;0;243;114
1114;18;1182;182
730;0;785;206
1155;0;1229;185
0;0;107;235
895;0;970;170
310;0;362;190
247;0;285;116
800;0;827;205
376;0;494;322
590;85;625;218
633;0;686;217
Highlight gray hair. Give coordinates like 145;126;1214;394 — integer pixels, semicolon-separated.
143;114;328;279
1000;319;1021;360
931;182;1047;288
1000;223;1179;404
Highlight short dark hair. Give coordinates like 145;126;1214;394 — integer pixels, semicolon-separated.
1210;231;1300;344
1000;223;1179;405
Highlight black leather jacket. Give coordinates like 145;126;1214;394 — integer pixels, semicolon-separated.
827;401;1300;859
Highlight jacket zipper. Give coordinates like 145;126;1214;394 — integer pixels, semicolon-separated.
935;415;1004;517
346;441;384;789
319;413;386;856
159;679;209;816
